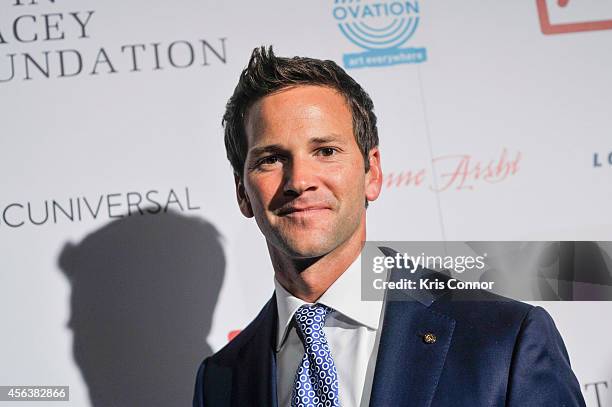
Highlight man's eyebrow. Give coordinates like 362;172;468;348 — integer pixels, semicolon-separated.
309;134;347;145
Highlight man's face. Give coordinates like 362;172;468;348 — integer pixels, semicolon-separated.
235;85;382;258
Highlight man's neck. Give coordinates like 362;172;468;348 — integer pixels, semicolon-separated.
270;224;365;303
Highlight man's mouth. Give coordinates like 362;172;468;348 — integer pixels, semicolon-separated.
277;205;331;216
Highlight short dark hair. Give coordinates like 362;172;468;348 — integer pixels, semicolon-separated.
222;46;379;178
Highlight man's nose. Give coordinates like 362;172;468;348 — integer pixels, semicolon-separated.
283;157;318;196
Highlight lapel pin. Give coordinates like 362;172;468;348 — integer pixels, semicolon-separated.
423;332;437;344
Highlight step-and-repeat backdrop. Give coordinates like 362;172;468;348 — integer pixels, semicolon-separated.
1;0;611;406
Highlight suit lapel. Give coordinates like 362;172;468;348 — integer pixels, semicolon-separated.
369;247;456;407
232;295;278;407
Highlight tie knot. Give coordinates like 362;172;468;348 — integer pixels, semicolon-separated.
293;304;332;346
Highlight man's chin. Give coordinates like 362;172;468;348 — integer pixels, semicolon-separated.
282;245;330;259
273;237;335;259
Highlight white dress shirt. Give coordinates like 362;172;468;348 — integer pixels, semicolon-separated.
274;256;385;407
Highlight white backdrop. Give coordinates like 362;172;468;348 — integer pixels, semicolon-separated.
1;0;611;406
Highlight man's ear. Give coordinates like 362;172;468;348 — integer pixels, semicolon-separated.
234;173;254;218
365;147;383;203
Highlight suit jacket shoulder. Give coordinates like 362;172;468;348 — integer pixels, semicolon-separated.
406;271;585;406
193;295;278;407
370;248;585;406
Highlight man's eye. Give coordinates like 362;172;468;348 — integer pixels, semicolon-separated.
259;155;280;165
317;147;337;157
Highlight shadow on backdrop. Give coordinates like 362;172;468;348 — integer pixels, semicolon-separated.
475;241;612;300
58;210;224;407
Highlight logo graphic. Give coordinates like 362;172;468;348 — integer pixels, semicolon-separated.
536;0;612;35
332;0;426;69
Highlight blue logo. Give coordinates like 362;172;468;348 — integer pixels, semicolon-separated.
332;0;427;69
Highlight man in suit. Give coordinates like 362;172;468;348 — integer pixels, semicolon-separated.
193;46;586;406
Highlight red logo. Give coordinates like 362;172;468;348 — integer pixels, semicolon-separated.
536;0;612;34
227;330;241;342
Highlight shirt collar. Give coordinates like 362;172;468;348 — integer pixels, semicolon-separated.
274;254;383;351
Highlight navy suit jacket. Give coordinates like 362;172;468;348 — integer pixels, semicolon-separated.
193;248;586;406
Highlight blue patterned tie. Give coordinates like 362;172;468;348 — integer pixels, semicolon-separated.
291;304;340;407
